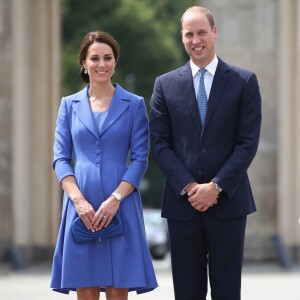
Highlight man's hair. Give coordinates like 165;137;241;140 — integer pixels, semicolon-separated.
181;6;215;30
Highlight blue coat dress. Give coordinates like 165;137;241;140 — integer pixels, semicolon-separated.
50;84;157;294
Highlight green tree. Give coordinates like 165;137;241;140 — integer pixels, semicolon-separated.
61;0;194;207
61;0;192;97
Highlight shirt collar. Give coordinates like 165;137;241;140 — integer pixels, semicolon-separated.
190;55;219;78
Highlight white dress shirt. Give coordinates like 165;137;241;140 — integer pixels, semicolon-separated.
190;55;219;100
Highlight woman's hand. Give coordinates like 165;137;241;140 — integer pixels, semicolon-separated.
61;176;96;231
92;196;120;231
74;198;96;232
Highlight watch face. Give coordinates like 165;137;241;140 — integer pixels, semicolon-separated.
214;183;222;192
113;192;122;201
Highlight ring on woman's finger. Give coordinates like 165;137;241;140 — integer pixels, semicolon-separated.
101;215;107;221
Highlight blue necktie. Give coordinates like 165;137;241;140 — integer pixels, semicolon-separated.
197;68;207;125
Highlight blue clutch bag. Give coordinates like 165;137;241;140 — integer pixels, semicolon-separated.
71;213;123;243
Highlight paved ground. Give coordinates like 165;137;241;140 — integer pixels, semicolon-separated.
0;256;299;299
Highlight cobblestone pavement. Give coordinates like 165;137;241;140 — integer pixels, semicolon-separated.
0;256;299;300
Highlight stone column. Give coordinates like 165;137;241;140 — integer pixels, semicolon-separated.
278;0;300;258
11;0;60;265
296;0;300;258
0;0;13;255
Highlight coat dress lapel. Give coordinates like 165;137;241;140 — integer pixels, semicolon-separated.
72;86;100;140
99;84;129;137
71;85;129;139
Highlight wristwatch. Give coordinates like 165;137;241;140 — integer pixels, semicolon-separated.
112;192;122;201
214;183;223;193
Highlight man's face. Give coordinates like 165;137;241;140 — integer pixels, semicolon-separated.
181;11;218;68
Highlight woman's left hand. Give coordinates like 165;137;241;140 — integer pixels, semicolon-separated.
92;196;120;231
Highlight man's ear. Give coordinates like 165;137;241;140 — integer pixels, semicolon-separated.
213;26;218;40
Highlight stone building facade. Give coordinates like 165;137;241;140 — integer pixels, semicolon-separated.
199;0;300;262
0;0;299;267
0;0;61;267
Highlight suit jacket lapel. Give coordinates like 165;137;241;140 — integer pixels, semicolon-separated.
72;86;99;139
204;58;230;130
99;84;129;136
179;63;202;134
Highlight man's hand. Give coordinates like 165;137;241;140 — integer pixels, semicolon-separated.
187;182;219;212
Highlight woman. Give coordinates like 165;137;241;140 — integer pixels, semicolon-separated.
50;31;157;300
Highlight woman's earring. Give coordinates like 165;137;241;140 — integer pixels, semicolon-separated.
84;69;88;74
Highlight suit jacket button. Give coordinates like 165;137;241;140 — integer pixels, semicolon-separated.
201;148;207;153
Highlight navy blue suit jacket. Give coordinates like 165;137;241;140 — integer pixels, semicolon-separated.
150;58;262;221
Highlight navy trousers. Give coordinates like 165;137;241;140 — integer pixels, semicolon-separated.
167;210;247;300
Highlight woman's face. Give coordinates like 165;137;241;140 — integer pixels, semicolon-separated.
83;42;116;85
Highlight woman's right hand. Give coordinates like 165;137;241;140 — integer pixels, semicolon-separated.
60;176;96;232
74;198;96;232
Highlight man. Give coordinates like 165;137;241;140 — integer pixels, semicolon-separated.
150;6;261;300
